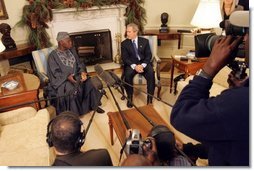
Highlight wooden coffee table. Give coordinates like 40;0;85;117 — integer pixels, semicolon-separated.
107;105;170;146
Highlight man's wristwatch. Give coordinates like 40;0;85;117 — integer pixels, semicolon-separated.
196;69;212;80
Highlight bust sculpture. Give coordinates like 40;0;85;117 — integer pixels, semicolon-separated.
0;23;17;51
159;12;169;33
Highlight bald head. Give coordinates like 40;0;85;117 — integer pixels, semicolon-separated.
121;154;152;166
50;111;84;153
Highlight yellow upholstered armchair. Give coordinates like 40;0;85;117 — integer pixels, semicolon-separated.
0;106;56;166
121;35;162;99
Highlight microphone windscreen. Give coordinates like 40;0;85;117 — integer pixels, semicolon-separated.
109;71;122;85
94;64;116;86
90;76;103;90
94;64;104;75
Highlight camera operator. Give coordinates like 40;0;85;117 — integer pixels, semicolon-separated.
170;11;249;166
47;111;113;166
142;125;192;166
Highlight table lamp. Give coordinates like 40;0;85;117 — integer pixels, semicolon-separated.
0;40;6;52
191;0;222;33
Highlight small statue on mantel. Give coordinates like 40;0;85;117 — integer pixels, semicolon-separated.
159;12;169;33
0;23;17;51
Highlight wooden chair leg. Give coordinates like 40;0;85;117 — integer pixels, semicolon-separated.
157;84;161;99
108;117;114;145
120;85;125;100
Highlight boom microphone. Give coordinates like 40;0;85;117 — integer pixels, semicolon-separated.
108;71;122;85
90;75;108;99
95;69;194;165
95;64;131;128
90;76;103;90
108;70;173;107
94;64;116;87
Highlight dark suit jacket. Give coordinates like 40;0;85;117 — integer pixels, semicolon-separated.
121;36;152;66
53;149;113;166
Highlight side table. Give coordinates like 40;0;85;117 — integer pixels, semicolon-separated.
143;30;182;49
0;44;35;73
170;54;208;94
0;44;35;60
0;72;40;112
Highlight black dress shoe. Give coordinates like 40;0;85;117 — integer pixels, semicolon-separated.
147;97;153;105
96;107;105;113
127;100;133;108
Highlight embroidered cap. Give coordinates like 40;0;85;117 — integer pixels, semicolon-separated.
56;32;70;42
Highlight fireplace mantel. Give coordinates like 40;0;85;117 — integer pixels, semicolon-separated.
52;5;127;17
48;5;127;63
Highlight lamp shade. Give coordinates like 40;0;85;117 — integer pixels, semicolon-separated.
0;40;6;52
191;0;222;29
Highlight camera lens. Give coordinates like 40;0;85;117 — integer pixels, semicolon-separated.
194;33;218;57
195;33;245;58
206;34;220;52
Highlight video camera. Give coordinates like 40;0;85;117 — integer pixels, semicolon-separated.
194;14;248;80
194;23;247;58
125;129;152;155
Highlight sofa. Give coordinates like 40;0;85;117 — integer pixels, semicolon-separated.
0;106;56;166
176;65;249;97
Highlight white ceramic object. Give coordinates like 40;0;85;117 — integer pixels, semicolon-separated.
1;80;19;90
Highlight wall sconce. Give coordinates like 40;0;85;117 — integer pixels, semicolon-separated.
0;40;6;52
191;0;222;33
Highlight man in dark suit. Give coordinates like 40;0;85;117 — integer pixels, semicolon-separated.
47;111;113;166
121;23;155;108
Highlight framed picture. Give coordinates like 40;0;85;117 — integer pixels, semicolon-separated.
0;0;8;20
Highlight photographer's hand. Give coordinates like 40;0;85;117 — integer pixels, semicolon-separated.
125;129;132;139
203;35;243;79
142;137;160;166
175;139;184;150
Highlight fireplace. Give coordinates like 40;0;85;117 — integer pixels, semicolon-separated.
70;29;112;66
49;5;127;65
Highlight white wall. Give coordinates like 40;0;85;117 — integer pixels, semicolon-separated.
1;0;201;47
2;0;29;44
144;0;199;29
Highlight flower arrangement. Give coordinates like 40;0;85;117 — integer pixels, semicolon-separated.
16;0;146;49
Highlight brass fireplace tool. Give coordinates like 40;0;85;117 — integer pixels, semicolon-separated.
114;33;122;64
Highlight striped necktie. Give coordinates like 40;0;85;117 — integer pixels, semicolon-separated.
132;40;140;60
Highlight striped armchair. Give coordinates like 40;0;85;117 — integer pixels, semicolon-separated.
32;47;56;106
32;47;56;85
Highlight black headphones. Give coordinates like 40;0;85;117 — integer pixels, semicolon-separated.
46;112;85;150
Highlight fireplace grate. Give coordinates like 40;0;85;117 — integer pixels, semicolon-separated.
70;29;112;66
